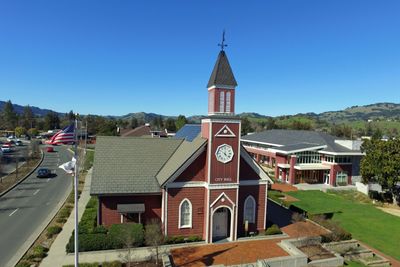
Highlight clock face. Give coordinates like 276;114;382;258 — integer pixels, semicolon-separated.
215;144;234;163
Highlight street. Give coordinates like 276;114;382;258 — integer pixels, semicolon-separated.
0;145;73;267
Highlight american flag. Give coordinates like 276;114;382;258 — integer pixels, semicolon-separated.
48;124;75;144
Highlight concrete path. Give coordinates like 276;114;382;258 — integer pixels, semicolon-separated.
294;183;356;192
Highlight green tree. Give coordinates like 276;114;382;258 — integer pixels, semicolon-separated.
44;111;60;130
22;105;35;129
165;118;176;132
2;100;18;130
130;117;138;129
361;139;400;204
28;128;39;137
15;126;26;137
241;117;254;135
175;115;187;131
67;110;75;121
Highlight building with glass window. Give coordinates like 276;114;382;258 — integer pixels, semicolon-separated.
241;130;364;186
90;49;272;243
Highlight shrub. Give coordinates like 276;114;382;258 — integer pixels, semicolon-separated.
311;215;352;242
16;261;31;267
108;223;144;248
28;245;48;259
265;224;282;235
59;208;71;219
102;261;123;267
164;235;202;244
47;225;62;238
66;233;110;253
56;217;67;224
93;225;108;234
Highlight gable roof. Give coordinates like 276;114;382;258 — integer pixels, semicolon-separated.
90;136;183;195
119;125;152;137
207;51;237;88
241;129;361;154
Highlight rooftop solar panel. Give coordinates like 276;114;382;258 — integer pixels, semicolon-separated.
174;124;201;142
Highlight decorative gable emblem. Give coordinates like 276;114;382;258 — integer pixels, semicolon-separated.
215;125;236;137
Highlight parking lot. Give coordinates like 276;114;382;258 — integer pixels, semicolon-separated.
0;138;29;179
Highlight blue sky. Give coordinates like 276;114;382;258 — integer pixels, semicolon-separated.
0;0;399;117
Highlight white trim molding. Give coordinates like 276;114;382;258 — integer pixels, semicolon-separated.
178;198;192;229
210;192;236;208
208;85;236;90
215;125;236;137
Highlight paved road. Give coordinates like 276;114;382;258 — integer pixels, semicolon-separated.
0;145;73;267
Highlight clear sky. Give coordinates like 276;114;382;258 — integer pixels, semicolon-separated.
1;0;399;117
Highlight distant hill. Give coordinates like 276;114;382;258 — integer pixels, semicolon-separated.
2;99;399;124
0;100;57;117
308;102;400;123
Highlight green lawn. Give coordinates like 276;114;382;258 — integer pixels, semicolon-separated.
286;190;400;261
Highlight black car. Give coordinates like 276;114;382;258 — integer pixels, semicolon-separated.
37;168;51;178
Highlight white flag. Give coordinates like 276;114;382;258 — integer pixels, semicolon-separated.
59;157;76;174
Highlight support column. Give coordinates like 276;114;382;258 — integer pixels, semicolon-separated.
289;155;296;184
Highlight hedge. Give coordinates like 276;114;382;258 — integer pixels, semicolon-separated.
47;225;62;238
265;224;282;235
164;235;202;244
108;223;144;248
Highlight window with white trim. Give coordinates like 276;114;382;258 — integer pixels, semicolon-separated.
244;195;256;223
336;171;348;186
179;199;192;228
219;91;225;112
226;91;231;113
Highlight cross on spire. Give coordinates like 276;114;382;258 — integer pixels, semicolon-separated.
218;30;227;51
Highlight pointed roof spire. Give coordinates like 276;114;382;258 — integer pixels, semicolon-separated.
207;31;237;88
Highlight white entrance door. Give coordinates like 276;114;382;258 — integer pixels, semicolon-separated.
324;171;330;185
213;209;228;238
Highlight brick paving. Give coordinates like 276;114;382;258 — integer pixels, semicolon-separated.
171;221;329;267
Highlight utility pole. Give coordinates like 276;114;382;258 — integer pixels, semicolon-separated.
73;118;79;267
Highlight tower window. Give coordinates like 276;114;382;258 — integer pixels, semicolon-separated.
226;91;231;113
219;91;225;112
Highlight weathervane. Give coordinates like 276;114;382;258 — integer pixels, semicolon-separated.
218;30;227;51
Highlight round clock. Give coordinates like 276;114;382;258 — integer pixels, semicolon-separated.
215;144;234;163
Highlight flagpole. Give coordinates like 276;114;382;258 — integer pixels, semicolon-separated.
74;117;79;267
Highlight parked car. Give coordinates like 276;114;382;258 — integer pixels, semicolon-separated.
37;168;52;178
15;140;23;146
46;146;54;152
1;144;12;153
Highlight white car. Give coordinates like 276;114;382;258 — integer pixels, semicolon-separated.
1;145;12;153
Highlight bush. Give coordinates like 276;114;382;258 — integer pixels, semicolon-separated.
102;261;123;267
265;224;282;235
59;208;71;219
16;261;31;267
56;217;67;224
47;225;62;238
311;215;352;242
93;225;108;234
108;223;144;248
66;233;110;253
164;235;202;244
28;245;48;259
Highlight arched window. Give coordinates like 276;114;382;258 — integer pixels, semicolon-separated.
179;199;192;228
244;195;256;223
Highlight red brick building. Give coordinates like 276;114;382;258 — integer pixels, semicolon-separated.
241;130;364;186
91;49;272;243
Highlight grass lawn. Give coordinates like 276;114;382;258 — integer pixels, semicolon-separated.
286;190;400;261
344;260;367;267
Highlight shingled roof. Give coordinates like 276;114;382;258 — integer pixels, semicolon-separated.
90;136;183;195
241;129;361;154
207;51;237;88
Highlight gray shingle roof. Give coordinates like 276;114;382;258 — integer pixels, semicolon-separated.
90;136;183;195
207;51;237;88
241;129;360;153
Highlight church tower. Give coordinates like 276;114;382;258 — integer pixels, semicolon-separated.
202;36;241;242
